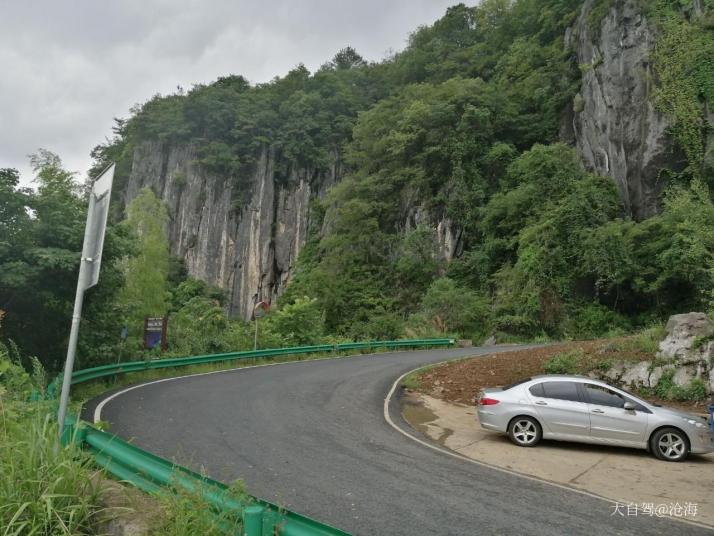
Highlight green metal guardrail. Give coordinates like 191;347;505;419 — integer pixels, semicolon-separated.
58;338;455;535
49;338;455;396
63;418;348;536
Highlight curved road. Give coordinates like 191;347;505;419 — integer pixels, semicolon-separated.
85;347;710;535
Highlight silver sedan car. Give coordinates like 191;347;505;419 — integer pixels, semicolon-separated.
477;375;714;461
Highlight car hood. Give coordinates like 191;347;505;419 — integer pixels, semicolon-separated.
655;405;709;423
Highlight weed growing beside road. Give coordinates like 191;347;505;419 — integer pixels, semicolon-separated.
0;323;253;535
152;481;248;535
0;399;103;534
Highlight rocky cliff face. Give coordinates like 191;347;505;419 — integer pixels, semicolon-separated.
124;141;463;319
123;0;695;318
566;0;682;220
123;142;338;319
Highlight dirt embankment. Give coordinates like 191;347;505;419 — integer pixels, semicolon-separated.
415;341;711;413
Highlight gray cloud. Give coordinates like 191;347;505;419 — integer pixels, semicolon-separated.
0;0;458;186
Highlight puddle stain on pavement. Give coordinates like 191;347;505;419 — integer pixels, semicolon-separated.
401;393;454;446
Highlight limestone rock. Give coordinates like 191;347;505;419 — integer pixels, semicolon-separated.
123;141;465;320
658;312;714;360
603;361;626;382
648;364;674;389
483;336;497;346
568;0;682;219
619;361;652;388
672;366;696;388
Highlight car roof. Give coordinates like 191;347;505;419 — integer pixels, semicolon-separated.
530;374;595;382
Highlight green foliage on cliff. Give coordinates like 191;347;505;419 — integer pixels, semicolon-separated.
649;0;714;177
85;0;714;346
118;188;171;339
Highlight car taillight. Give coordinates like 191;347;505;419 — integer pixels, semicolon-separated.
479;397;500;406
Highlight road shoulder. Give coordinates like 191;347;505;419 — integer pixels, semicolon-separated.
401;390;714;527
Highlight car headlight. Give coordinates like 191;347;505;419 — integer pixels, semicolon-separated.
680;417;706;429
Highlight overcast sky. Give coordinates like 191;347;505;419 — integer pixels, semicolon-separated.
0;0;460;187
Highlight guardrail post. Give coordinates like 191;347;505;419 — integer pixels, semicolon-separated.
243;505;264;536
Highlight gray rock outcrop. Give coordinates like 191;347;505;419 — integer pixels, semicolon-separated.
658;312;714;361
619;361;654;388
122;142;460;320
123;143;332;320
599;313;714;397
568;0;683;220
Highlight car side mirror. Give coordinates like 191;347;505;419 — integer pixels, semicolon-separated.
623;401;636;411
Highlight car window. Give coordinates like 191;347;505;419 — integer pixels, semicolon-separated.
584;384;627;408
529;383;544;397
541;381;580;402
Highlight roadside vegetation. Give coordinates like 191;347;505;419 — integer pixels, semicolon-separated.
0;318;247;535
0;333;103;534
151;482;247;536
3;1;714;381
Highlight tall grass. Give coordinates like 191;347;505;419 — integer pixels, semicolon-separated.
0;399;103;535
152;481;247;535
1;331;250;535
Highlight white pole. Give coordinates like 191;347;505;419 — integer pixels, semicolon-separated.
57;194;97;441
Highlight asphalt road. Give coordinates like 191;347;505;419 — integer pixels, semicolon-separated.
85;347;712;535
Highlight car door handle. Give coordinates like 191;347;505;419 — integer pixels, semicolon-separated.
591;409;605;414
535;401;548;406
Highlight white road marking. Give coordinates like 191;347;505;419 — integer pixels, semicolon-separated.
92;348;462;424
92;347;709;531
382;364;711;531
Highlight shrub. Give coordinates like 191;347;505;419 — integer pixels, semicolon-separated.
266;297;325;347
349;307;405;341
630;324;666;354
0;342;34;400
671;378;708;402
566;303;631;339
543;349;582;374
654;369;676;398
418;278;491;337
595;359;613;371
169;296;229;355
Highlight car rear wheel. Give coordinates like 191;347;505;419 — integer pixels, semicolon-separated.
508;416;541;447
650;427;690;462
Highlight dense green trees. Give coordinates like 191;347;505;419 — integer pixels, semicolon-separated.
87;0;714;343
4;1;712;372
0;154;129;371
118;188;170;339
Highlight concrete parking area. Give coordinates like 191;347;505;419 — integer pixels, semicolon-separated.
402;392;714;528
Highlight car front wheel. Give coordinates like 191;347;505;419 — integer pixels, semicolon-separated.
650;427;690;462
508;416;542;447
